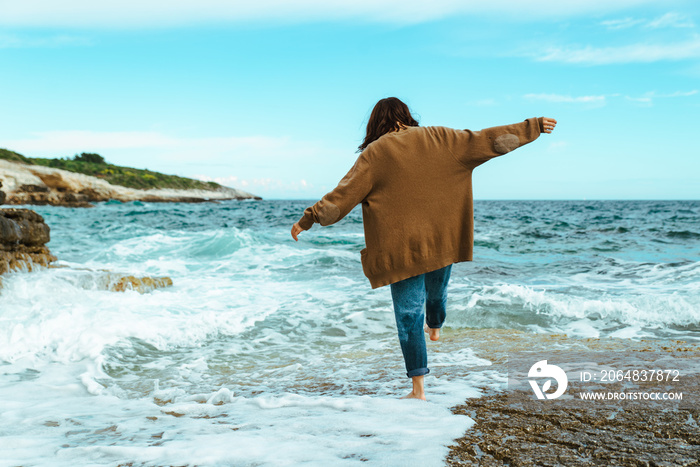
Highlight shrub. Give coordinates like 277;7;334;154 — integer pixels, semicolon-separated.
74;152;105;164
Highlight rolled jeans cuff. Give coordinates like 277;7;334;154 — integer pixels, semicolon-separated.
407;367;430;378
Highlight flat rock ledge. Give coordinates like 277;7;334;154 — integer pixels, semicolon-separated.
64;270;174;294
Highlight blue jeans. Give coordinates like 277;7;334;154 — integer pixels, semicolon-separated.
390;264;452;378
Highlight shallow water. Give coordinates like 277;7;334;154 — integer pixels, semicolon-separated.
1;199;698;466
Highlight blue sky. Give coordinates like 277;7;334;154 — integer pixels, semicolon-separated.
1;1;698;199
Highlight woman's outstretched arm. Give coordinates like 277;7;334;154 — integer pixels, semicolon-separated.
448;116;557;169
291;150;374;241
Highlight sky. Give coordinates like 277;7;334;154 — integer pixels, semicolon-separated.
1;0;699;200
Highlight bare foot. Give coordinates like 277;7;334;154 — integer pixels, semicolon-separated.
424;324;440;341
401;391;426;401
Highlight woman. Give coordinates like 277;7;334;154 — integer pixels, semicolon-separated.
292;97;557;400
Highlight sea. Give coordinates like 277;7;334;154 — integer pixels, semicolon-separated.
1;199;698;466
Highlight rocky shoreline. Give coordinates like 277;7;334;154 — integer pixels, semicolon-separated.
447;392;699;466
439;329;700;466
0;159;260;207
0;189;173;293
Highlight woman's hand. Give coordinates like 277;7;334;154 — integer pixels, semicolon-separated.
543;117;557;134
291;222;303;241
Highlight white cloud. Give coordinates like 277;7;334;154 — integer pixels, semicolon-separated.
647;12;695;29
626;89;698;105
537;37;700;65
655;90;698;97
524;90;697;107
662;89;698;97
600;17;645;30
600;12;695;30
0;0;662;28
625;96;653;106
195;174;312;193
523;93;608;105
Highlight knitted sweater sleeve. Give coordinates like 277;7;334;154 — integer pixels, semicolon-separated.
297;151;373;231
450;117;544;169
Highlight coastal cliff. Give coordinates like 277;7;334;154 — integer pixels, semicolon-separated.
0;158;260;207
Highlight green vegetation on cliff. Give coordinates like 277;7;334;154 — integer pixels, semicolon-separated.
0;149;223;191
0;148;33;164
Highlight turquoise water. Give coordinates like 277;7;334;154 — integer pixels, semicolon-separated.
1;199;698;466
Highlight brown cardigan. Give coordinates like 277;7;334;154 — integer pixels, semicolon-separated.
298;117;544;288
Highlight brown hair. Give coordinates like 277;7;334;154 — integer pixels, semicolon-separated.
358;97;419;152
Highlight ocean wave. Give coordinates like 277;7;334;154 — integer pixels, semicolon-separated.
666;230;700;240
0;269;278;364
571;258;700;286
450;282;700;333
81;227;261;268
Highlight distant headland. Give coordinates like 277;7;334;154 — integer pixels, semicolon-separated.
0;148;260;207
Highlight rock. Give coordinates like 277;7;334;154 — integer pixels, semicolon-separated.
42;265;174;294
107;275;174;293
0;208;56;275
18;184;49;193
0;179;5;205
0;250;55;275
0;209;51;246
